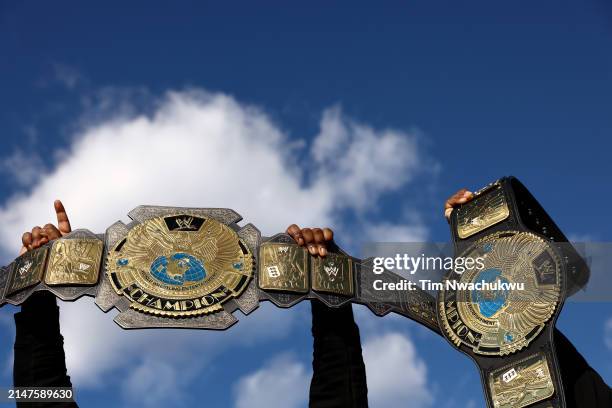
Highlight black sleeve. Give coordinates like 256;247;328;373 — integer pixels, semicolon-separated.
309;300;368;408
13;291;79;408
555;328;612;408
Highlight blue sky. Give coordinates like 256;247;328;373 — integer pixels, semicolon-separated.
0;1;611;407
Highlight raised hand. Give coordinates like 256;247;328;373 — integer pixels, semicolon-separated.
285;224;334;257
444;188;474;220
19;200;72;255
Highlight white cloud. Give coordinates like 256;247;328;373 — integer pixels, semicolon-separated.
311;106;425;213
232;329;435;408
59;298;302;400
0;91;430;253
363;332;433;408
0;90;324;245
233;353;310;408
362;221;428;242
0;89;434;403
122;358;186;407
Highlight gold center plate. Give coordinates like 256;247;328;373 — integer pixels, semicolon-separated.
439;231;562;356
107;215;253;317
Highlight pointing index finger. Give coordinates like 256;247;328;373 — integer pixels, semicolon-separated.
54;200;72;235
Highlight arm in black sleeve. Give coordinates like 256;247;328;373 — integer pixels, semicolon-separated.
555;328;611;408
309;300;368;408
13;291;79;408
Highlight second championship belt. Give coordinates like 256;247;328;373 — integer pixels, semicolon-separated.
439;177;589;408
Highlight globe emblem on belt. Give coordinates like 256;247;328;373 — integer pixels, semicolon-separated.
150;253;206;286
471;268;509;318
438;231;562;356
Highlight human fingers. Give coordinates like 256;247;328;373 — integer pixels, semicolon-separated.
54;200;72;235
31;226;48;249
444;189;474;220
286;224;305;246
21;231;33;253
43;223;63;240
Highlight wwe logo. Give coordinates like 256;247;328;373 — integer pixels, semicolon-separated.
78;263;91;271
176;216;196;230
470;216;483;226
267;265;281;278
18;260;33;277
324;263;339;280
278;246;289;253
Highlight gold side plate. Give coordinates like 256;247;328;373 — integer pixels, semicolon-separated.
6;247;48;295
456;186;510;239
489;353;555;408
258;243;309;293
45;238;104;285
311;252;353;297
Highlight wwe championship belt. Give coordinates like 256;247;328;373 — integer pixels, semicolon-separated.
440;177;589;408
0;206;440;334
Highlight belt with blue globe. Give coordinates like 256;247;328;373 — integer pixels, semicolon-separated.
441;177;589;408
0;205;441;333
